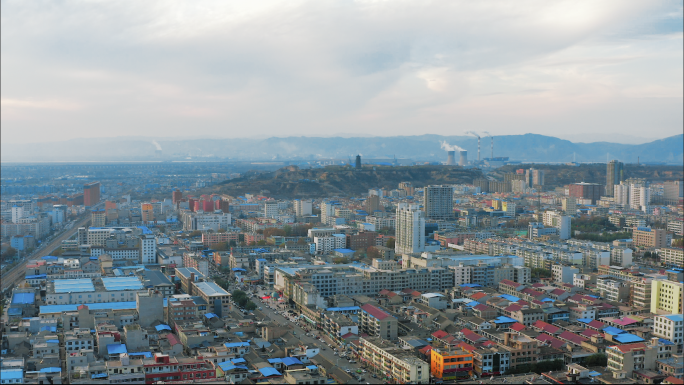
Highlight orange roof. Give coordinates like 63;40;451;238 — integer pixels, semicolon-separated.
470;292;487;300
612;343;646;353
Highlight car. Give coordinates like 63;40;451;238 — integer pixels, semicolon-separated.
349;360;357;364
362;370;367;373
345;369;351;373
372;374;377;378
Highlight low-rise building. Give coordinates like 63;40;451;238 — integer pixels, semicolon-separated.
361;337;430;384
430;347;474;381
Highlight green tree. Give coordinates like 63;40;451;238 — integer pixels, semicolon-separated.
249;241;257;246
367;246;380;259
245;301;257;311
584;353;607;367
217;228;227;233
229;240;237;247
212;242;229;251
332;257;350;264
385;238;395;250
256;240;267;246
283;225;292;236
189;230;203;238
2;247;17;260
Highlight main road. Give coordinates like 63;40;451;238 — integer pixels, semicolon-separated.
1;213;92;292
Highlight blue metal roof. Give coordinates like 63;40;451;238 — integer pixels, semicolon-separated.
0;369;23;380
267;358;283;363
493;316;517;324
224;342;250;348
155;324;172;331
662;314;684;322
12;292;35;305
659;338;675;345
577;318;593;324
40;367;62;373
282;357;303;366
258;367;282;377
306;365;318;370
128;352;153;358
101;277;144;291
92;373;108;379
333;248;355;254
40;301;139;314
107;344;128;354
613;334;644;344
232;268;246;271
25;274;46;279
231;358;247;364
205;313;217;319
602;326;624;335
54;278;95;293
326;306;360;312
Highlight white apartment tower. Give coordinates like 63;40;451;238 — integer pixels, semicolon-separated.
11;205;24;223
264;201;279;219
395;204;425;254
423;185;454;220
294;200;313;217
140;234;157;264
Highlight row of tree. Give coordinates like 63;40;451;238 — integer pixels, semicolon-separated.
232;290;257;311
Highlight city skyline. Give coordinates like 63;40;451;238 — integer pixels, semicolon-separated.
2;1;682;144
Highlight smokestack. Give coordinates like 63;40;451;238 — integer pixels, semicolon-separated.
447;151;456;165
459;151;468;166
491;136;494;159
478;137;481;161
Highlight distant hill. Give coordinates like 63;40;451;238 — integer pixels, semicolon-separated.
2;133;682;164
215;165;483;199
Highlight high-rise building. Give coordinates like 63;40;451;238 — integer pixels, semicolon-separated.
650;279;683;315
141;203;154;222
561;197;577;214
632;227;669;248
629;185;651;211
525;168;544;187
473;179;489;193
398;182;415;195
83;182;101;207
294;199;313;217
321;201;337;224
606;160;624;197
365;195;380;213
395;204;425;254
264;201;279;219
615;182;630;206
91;209;106;227
11;205;24;223
662;180;683;205
569;183;602;204
140;234;157;264
423;185;454;220
172;189;182;205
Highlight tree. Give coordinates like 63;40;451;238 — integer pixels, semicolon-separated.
2;247;17;260
584;353;607;367
256;240;267;246
332;257;350;264
212;242;229;251
245;301;257;311
283;225;292;236
229;240;237;247
672;238;684;248
249;241;257;246
297;238;307;245
189;230;203;238
385;238;395;249
217;228;227;233
367;246;380;259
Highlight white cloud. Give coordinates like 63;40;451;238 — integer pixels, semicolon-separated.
1;0;681;143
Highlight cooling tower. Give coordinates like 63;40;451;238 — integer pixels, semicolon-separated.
459;151;468;166
446;151;456;165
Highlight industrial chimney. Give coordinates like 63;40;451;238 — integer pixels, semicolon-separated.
446;151;456;165
459;151;468;166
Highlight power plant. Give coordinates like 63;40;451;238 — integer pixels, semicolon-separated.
459;150;468;166
483;131;493;159
441;141;466;166
466;131;481;161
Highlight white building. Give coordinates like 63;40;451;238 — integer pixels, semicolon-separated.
552;264;579;285
11;205;24;223
294;200;313;217
630;185;651;211
140;234;157;264
610;248;633;267
314;234;346;255
652;314;683;348
396;204;425;254
264;201;279;219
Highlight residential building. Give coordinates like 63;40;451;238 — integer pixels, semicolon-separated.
360;304;398;340
395;204;425;254
651;279;683;315
430;348;474;381
606;160;624;197
653;315;684;352
423;185;454;220
661;248;683;268
361;337;430;384
294;199;313;217
569;183;602;205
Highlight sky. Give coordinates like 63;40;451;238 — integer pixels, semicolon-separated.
1;0;682;144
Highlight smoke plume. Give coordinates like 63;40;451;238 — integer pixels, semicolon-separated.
152;140;162;151
465;131;480;138
440;141;464;152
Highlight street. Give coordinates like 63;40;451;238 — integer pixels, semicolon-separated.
252;287;386;384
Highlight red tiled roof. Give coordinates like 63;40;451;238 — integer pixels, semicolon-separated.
536;334;565;349
580;329;603;339
461;328;485;342
473;304;490;311
499;279;518;287
401;288;414;294
166;334;180;346
360;304;391;321
664;377;684;385
481;340;496;347
386;292;397;297
471;292;487;300
505;304;522;312
419;345;433;355
531;283;545;287
558;331;588;345
510;323;526;332
379;289;391;295
551;289;566;295
432;330;448;339
341;332;358;339
587;320;605;329
517;300;529;306
456;341;476;352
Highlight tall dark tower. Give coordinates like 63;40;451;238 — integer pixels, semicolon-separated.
355;155;361;169
606;160;624;196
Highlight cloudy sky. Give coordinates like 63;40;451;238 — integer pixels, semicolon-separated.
2;0;682;144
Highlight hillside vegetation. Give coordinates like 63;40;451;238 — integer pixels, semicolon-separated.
216;165;483;199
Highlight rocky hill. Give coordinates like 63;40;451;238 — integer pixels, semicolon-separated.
216;165;483;199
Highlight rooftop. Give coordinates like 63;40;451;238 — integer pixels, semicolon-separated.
101;277;144;291
194;281;229;297
53;278;95;293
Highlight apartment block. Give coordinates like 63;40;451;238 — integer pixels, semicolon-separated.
360;304;398;340
632;227;669;249
360;337;430;384
660;248;684;268
651;279;683;315
653;315;684;352
430;348;474;381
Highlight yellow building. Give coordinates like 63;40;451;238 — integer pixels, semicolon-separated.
651;279;683;315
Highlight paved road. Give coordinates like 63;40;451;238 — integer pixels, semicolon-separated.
248;288;385;384
1;214;92;292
